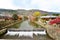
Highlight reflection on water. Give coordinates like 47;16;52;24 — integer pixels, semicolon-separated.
19;20;33;30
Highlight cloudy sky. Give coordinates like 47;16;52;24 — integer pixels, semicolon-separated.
0;0;60;12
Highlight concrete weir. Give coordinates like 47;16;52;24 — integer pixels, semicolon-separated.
5;29;46;38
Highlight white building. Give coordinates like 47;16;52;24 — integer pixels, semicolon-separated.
40;16;57;18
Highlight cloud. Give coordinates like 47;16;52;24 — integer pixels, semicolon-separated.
13;0;32;9
0;0;19;9
30;0;60;12
12;0;60;12
0;0;60;12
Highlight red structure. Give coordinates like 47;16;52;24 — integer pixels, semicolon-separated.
49;17;60;25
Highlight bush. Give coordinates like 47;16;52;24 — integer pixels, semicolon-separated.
12;14;18;20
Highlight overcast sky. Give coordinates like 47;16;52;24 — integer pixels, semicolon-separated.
0;0;60;12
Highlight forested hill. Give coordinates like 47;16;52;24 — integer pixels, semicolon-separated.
0;9;59;15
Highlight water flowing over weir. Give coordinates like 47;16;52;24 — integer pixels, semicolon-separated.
5;29;46;38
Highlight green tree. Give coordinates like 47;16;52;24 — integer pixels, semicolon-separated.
12;14;18;20
52;14;59;16
24;15;28;20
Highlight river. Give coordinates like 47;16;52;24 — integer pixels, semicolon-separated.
19;20;33;30
0;20;53;40
5;20;46;36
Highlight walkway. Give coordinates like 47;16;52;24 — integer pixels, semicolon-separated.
35;20;60;40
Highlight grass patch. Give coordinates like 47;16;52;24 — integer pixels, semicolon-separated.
9;21;22;28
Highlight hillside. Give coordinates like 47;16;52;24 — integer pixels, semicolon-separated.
0;9;59;15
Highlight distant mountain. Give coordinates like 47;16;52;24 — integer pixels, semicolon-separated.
17;9;60;15
0;9;17;14
0;9;59;15
0;9;16;12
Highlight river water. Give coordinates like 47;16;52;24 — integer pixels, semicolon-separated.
18;20;33;30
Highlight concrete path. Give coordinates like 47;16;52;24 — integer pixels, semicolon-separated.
36;20;60;40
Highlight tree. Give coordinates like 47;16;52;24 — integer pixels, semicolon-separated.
33;11;41;17
32;11;41;21
24;15;28;20
52;14;59;16
12;14;18;20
